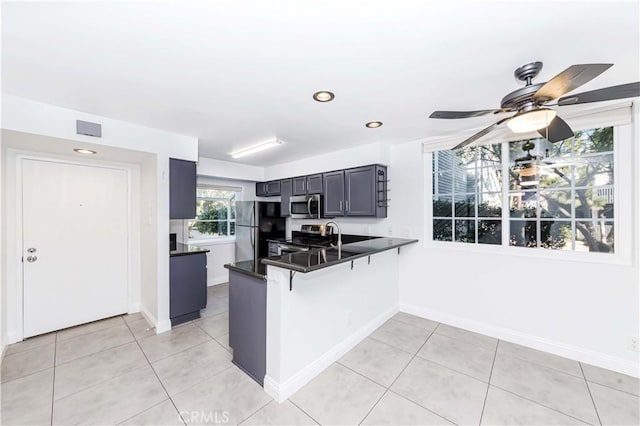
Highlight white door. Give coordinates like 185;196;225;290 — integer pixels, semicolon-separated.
22;159;129;338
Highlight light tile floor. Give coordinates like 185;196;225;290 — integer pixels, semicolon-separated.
2;282;638;426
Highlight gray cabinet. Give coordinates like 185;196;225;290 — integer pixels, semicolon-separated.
293;174;322;195
170;253;207;326
229;270;266;385
280;178;292;216
323;171;345;217
323;165;387;218
169;158;196;219
256;180;281;197
306;174;323;194
292;177;306;196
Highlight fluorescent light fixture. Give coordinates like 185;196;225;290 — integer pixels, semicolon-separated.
73;148;97;155
507;108;557;133
231;139;284;159
313;91;335;102
365;121;383;128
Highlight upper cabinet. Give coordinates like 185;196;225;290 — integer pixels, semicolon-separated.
256;180;281;197
169;158;197;219
280;179;293;217
322;171;345;217
292;174;323;196
258;164;387;218
323;165;387;218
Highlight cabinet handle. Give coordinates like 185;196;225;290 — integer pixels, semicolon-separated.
346;200;349;211
339;200;343;212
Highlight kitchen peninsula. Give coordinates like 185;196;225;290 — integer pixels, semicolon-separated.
225;235;418;402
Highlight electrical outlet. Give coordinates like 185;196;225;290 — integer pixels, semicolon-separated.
387;226;393;235
627;336;639;352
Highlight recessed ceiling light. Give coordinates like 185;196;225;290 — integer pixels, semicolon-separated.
365;121;383;128
231;139;284;159
73;148;97;155
313;91;335;102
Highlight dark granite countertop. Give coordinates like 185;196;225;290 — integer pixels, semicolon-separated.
170;242;210;257
261;237;418;273
224;259;267;280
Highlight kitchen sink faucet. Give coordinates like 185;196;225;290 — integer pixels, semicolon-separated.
325;221;342;254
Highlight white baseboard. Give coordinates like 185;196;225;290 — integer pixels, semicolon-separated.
264;305;398;402
400;302;640;378
207;276;229;287
156;319;172;334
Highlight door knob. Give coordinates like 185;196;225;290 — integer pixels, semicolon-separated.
27;247;37;253
26;256;38;263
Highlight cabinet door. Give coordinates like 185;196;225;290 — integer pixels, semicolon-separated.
255;182;267;197
323;171;345;217
306;174;323;194
170;158;196;219
280;179;292;217
345;166;376;216
170;253;207;321
266;180;281;196
292;177;306;195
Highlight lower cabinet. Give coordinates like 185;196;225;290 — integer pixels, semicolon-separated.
169;253;207;326
228;270;266;385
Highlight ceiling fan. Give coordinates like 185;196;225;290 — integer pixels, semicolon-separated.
429;61;640;149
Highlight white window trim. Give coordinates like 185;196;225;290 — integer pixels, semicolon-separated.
424;116;633;266
188;184;240;242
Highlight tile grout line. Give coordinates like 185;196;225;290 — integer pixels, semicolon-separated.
489;383;599;425
122;319;186;426
357;327;458;426
478;339;500;425
50;332;58;426
287;399;322;426
236;399;275;425
579;362;603;426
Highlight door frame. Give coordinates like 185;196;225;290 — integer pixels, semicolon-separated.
10;151;140;342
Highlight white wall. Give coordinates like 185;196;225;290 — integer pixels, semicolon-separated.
265;249;399;402
386;115;640;377
1;95;198;337
263;141;391;181
198;156;264;182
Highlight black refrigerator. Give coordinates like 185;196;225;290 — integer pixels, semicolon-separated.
235;201;285;262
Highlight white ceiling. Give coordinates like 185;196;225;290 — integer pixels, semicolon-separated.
2;1;639;166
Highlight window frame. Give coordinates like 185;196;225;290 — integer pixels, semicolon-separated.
424;124;632;266
188;185;239;242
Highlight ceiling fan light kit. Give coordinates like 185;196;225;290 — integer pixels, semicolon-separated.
507;108;557;133
429;61;640;149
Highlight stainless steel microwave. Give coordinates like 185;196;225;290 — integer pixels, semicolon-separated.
290;194;322;219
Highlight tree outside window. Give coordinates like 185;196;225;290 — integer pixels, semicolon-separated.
188;187;238;240
432;126;615;253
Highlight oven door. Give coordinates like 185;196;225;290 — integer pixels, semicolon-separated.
290;195;321;219
277;243;310;255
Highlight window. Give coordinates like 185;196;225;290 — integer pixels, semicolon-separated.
188;186;239;240
431;126;616;253
508;128;614;252
432;144;503;244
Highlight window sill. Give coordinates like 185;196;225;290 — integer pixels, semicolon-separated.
188;237;236;246
423;240;632;266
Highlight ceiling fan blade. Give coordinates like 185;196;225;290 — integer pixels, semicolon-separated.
452;117;511;150
557;82;640;105
534;64;613;102
429;109;503;119
537;116;574;143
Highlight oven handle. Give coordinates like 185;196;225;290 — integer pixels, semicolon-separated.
307;197;312;217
